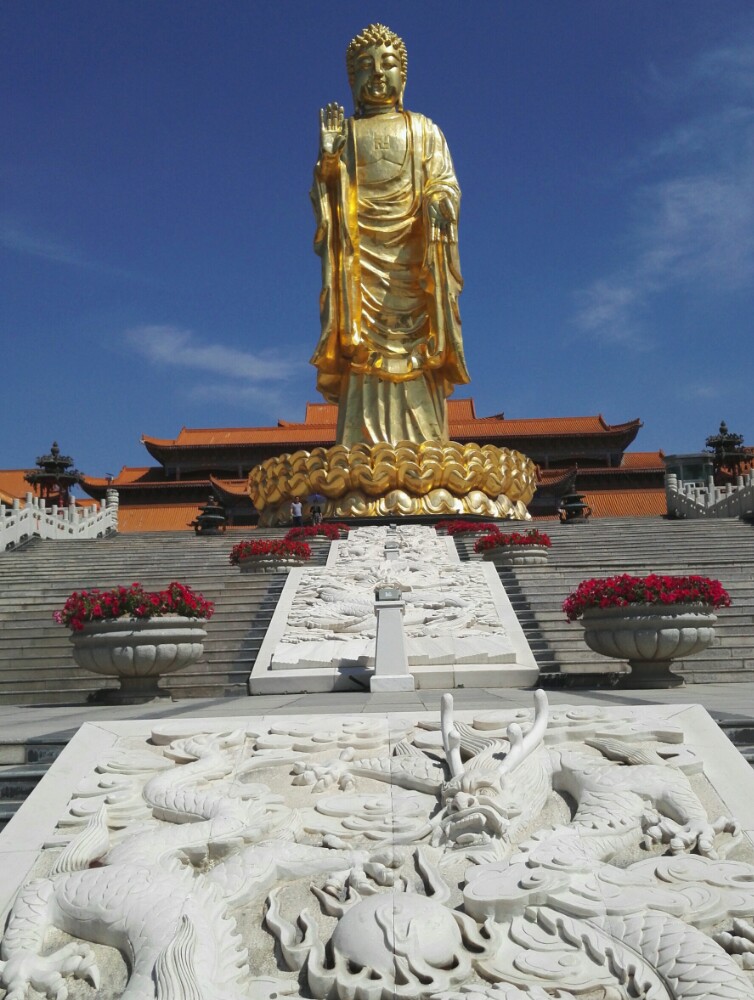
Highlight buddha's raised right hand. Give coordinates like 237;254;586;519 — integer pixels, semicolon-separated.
319;102;346;157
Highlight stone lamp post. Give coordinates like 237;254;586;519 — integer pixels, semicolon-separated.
370;585;416;692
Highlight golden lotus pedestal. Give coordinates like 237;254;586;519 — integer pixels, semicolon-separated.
248;440;537;526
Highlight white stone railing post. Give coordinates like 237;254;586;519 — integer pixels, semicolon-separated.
106;488;119;533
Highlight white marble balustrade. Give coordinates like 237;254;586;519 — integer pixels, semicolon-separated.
0;490;118;548
666;471;754;519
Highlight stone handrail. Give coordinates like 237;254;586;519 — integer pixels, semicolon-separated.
1;490;119;549
666;472;754;520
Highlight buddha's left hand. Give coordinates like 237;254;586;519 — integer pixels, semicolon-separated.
428;194;457;243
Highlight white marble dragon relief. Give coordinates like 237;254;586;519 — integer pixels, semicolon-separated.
3;699;754;998
272;525;516;669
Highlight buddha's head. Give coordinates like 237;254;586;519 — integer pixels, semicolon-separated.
346;23;407;115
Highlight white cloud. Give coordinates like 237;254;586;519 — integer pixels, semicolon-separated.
573;35;754;345
0;221;134;278
185;381;289;411
573;280;648;346
693;42;754;92
0;225;84;266
126;325;302;384
676;382;723;401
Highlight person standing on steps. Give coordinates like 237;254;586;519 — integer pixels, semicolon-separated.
290;496;304;527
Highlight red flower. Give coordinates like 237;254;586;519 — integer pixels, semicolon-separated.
229;539;312;566
440;520;499;537
473;528;551;553
285;523;347;542
53;581;214;629
562;574;731;622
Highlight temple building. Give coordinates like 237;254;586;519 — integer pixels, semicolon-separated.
76;398;667;531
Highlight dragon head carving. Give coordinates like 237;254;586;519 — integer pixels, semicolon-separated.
438;690;552;848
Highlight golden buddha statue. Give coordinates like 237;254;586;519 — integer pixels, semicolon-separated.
310;23;470;447
247;24;536;523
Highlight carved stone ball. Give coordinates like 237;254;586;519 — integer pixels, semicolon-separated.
331;892;462;977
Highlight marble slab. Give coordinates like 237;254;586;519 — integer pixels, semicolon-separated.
2;698;754;999
249;526;539;694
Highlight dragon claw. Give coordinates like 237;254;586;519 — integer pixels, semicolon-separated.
715;916;754;967
642;812;737;859
0;943;99;1000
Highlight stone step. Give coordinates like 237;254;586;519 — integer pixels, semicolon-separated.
718;722;754;744
454;521;754;681
0;763;51;798
0;740;68;766
3;518;753;702
0;528;290;703
0;802;25;833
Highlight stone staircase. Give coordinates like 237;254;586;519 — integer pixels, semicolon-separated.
3;517;753;831
0;530;328;705
456;517;754;683
718;719;754;765
0;737;68;832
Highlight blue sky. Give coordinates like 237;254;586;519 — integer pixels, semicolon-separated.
3;1;754;481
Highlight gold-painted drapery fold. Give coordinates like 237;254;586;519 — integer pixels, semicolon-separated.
310;111;469;447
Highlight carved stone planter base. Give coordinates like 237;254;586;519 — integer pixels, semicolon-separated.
618;659;685;688
483;545;550;566
69;617;207;702
581;604;716;687
237;557;309;574
89;676;173;705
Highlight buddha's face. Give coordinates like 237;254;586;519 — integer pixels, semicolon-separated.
351;43;403;111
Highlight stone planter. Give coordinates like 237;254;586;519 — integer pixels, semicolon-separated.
580;604;717;687
482;544;550;566
70;617;207;702
236;555;309;574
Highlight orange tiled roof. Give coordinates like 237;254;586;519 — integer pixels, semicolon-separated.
82;468;211;490
142;400;641;450
619;451;665;469
0;470;34;503
82;466;154;488
531;488;668;521
448;398;479;421
536;467;577;487
278;400;479;427
143;427;336;448
278;402;338;427
582;488;667;518
209;476;250;497
451;414;641;438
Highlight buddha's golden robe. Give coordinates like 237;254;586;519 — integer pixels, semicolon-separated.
311;111;469;447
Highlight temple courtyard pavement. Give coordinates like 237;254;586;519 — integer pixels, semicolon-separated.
3;681;753;744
